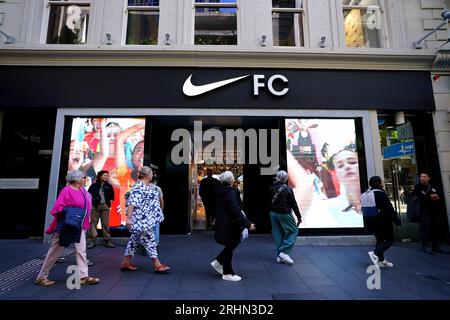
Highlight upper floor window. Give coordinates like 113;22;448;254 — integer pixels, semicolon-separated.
272;0;305;47
342;0;382;48
126;0;159;45
194;0;238;45
46;0;90;44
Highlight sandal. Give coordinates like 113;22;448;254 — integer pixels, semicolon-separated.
35;278;55;286
120;263;139;271
154;264;171;273
80;276;100;285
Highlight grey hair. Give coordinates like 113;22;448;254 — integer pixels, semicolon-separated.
138;166;153;179
219;171;235;186
276;170;288;183
66;170;86;184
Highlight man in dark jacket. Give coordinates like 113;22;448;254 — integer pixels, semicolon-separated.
269;170;302;265
210;171;255;282
366;176;401;268
199;169;219;230
414;170;444;254
87;170;115;248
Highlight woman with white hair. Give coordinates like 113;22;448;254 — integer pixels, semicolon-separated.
210;171;255;282
120;166;170;273
269;170;302;265
35;170;100;286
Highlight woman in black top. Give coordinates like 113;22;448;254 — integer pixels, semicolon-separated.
87;170;115;248
210;171;255;282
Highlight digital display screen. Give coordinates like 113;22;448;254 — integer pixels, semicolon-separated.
68;117;146;227
285;118;364;228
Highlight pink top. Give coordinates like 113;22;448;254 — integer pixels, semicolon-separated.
45;186;92;234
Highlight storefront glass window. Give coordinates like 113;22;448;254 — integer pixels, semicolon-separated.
285;118;365;229
67;117;146;229
194;0;238;45
272;0;305;47
46;1;90;44
126;0;159;45
342;0;382;48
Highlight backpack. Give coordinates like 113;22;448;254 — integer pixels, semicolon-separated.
361;189;382;218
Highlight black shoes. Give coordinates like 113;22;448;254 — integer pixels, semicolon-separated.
104;240;116;248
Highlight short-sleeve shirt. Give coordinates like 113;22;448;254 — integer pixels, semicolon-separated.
150;184;163;198
127;181;163;232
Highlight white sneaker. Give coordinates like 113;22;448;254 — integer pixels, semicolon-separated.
276;257;291;264
278;252;294;265
222;274;242;282
378;260;394;268
210;260;223;275
368;251;380;267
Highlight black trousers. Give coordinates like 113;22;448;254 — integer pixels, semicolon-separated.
216;241;240;275
373;221;394;262
203;200;215;228
420;212;440;249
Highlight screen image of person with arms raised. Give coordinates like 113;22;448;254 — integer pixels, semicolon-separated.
285;118;364;229
67;117;147;228
109;120;146;225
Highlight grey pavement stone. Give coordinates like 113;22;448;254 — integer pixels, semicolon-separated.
272;293;327;300
0;234;449;300
309;286;353;300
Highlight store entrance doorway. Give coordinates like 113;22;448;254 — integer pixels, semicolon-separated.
191;164;244;231
379;115;420;241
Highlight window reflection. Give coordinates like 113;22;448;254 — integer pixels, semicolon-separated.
46;5;90;44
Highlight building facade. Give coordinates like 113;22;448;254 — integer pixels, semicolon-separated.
0;0;449;242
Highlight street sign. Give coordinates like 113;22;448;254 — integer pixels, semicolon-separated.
0;178;39;189
396;122;413;139
383;140;415;159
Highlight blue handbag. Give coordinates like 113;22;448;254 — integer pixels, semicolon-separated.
63;189;87;231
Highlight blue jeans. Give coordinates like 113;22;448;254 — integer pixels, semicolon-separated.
270;211;298;256
153;222;160;245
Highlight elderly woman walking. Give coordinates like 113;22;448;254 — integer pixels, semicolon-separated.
210;171;255;282
35;170;100;286
120;166;170;273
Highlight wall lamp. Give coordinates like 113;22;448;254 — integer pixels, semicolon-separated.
413;9;450;49
319;36;326;48
260;34;267;47
165;33;171;45
0;29;15;44
105;33;112;45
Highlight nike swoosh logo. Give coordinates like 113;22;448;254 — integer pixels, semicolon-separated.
183;74;250;97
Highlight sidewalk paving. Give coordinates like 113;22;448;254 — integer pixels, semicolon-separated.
0;232;450;300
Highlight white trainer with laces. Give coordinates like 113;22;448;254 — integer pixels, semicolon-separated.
210;260;223;275
278;252;294;265
222;274;242;282
368;251;380;267
378;260;394;268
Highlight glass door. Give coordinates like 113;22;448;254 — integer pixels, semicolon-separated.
379;114;420;241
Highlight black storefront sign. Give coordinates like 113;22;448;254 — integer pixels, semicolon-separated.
0;67;435;111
